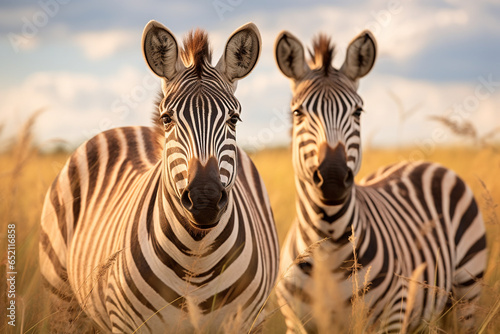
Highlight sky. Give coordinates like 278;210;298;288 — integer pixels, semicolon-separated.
1;0;499;152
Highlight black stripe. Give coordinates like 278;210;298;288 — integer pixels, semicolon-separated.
86;135;99;203
67;156;81;229
457;235;487;268
40;230;69;283
141;127;162;164
454;199;479;246
449;177;465;221
49;179;67;245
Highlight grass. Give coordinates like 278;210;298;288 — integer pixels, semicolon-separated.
1;118;500;332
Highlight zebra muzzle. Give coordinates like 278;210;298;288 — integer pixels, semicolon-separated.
180;157;229;228
313;142;354;205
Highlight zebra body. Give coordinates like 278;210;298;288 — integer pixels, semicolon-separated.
40;22;278;333
274;31;487;333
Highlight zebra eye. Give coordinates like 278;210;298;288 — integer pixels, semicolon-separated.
228;114;241;126
293;109;304;117
353;107;363;117
160;114;173;126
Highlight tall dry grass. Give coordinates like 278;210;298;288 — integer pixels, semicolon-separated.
0;114;69;333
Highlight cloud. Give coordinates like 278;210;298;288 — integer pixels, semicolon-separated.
359;73;500;147
210;1;492;73
74;29;139;60
0;66;160;148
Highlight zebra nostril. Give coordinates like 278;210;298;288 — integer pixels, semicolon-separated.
218;189;228;210
181;190;193;211
313;169;322;186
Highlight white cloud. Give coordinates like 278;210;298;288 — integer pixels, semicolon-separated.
0;66;160;148
373;6;470;61
74;29;139;60
359;74;500;147
210;2;479;67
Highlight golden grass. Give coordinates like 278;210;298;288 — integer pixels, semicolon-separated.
1;119;500;333
1;154;69;332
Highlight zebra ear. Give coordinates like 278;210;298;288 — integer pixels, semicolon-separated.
142;20;182;80
340;30;377;83
275;31;309;81
216;22;261;84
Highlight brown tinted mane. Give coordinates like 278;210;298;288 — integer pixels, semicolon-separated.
309;34;335;75
180;28;212;76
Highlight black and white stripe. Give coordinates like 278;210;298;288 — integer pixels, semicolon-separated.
39;22;278;333
275;30;487;333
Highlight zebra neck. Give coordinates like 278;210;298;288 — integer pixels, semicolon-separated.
295;176;359;243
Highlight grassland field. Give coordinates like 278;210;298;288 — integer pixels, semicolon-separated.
1;141;500;333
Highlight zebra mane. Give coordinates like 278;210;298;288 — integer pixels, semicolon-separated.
309;34;335;75
180;28;213;76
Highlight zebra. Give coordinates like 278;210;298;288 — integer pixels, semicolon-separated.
39;21;279;333
274;30;487;333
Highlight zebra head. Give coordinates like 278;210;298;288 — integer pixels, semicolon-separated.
142;21;261;228
275;31;376;205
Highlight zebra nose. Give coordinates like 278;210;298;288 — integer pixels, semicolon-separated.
180;186;228;211
315;167;354;188
181;186;228;228
313;142;354;204
181;184;227;210
180;157;229;228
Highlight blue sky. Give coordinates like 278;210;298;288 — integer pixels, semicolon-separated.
1;0;499;151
